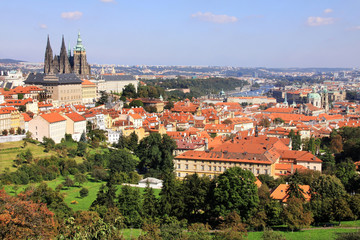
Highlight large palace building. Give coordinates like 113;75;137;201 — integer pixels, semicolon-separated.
44;32;91;76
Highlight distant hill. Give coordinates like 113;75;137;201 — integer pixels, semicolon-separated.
0;59;26;63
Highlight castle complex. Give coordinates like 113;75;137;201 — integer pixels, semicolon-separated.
44;32;91;76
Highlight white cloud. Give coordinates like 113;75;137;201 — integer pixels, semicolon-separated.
100;0;115;2
307;16;335;26
39;24;47;29
347;26;360;31
191;12;238;24
324;8;333;14
61;11;83;20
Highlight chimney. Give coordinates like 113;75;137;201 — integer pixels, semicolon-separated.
205;138;208;151
291;163;294;174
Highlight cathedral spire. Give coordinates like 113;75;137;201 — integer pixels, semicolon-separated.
59;35;71;73
74;31;85;51
44;35;54;74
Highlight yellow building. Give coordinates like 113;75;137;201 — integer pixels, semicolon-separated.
81;79;97;104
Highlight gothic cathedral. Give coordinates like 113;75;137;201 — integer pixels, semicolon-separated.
44;32;91;75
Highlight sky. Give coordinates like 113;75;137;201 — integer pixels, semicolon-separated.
1;0;360;68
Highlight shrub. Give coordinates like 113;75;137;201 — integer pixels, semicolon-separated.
79;187;89;198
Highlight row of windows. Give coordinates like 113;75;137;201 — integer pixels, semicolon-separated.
178;164;269;175
179;159;267;168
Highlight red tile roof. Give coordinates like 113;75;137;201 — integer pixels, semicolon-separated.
40;112;66;123
65;112;86;122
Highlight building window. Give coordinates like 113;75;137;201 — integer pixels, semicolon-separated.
178;172;181;177
214;166;217;171
201;165;204;170
224;167;226;171
178;164;180;169
313;166;316;170
185;164;188;170
219;166;222;171
265;169;268;175
209;166;211;171
256;169;260;174
185;173;188;176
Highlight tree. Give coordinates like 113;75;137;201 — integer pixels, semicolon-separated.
91;166;108;181
80;187;89;198
74;173;88;187
159;171;182;217
187;223;212;240
283;197;313;231
63;176;74;188
9;128;15;135
0;189;57;239
2;129;8;136
90;181;117;216
310;174;346;200
142;183;159;220
332;197;354;225
330;134;343;153
259;118;271;128
137;133;177;176
97;91;108;106
336;159;357;191
164;101;174;110
288;129;301;150
129;99;144;108
108;149;138;174
117;185;142;227
128;131;139;152
79;131;87;142
16;127;22;135
286;181;305;201
273;117;284;125
182;173;211;222
122;84;137;98
76;141;87;157
212;167;259;220
24;183;73;219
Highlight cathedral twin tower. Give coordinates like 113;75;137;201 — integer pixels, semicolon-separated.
44;32;91;75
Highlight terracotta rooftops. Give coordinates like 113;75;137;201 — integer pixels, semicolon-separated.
40;112;66;123
65;112;86;122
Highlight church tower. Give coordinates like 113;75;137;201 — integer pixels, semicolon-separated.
59;35;72;74
73;31;91;75
44;35;54;74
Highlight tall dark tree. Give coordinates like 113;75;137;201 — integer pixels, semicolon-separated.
128;132;139;152
117;185;142;227
142;183;158;220
90;180;117;216
159;171;181;217
122;84;137;98
182;173;211;222
108;149;138;174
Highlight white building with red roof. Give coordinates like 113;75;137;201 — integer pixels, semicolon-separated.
64;112;86;141
29;112;66;143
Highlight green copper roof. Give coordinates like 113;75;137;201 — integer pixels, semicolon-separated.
308;92;321;100
74;31;85;51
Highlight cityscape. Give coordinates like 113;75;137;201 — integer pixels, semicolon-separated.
1;1;360;239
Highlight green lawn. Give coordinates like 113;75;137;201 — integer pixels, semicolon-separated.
247;228;359;240
4;175;161;212
0;141;55;172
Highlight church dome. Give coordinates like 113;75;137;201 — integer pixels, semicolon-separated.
307;92;321;100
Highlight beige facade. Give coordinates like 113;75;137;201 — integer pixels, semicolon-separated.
81;80;97;104
0;111;11;133
29;114;66;143
174;158;274;179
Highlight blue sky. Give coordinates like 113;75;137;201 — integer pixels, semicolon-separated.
1;0;360;67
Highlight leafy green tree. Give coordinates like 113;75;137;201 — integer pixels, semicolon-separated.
187;223;212;240
332;197;354;224
24;183;73;219
160;222;187;240
122;84;137;98
79;131;87;142
80;187;89;198
283;197;313;231
310;174;346;200
117;185;142;227
108;149;138;174
212;167;259;220
74;173;88;187
116;135;128;149
336;159;357;191
288;130;301;150
129;99;144;108
137;133;176;176
63;176;74;188
97;91;108;106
